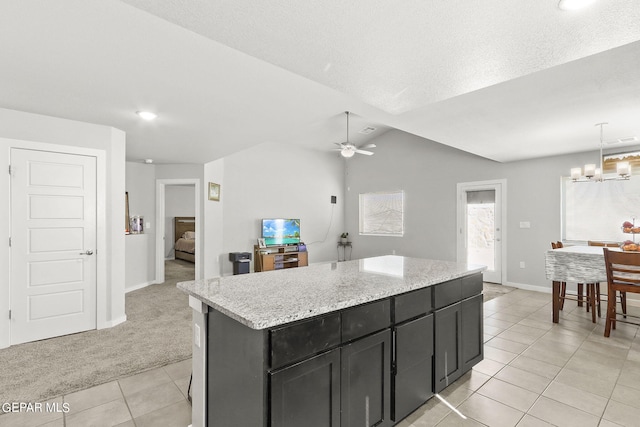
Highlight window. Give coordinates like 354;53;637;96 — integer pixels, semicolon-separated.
359;190;404;236
562;176;640;242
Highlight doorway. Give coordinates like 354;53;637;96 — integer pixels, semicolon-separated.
155;179;201;284
457;180;506;284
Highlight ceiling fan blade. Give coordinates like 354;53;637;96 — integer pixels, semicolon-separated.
334;142;345;147
332;148;343;151
355;150;374;156
358;143;376;149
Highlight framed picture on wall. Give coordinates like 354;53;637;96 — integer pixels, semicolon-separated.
603;150;640;174
208;182;220;201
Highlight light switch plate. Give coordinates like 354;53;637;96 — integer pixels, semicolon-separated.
519;221;531;228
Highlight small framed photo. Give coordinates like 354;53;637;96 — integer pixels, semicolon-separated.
257;238;266;248
208;182;220;201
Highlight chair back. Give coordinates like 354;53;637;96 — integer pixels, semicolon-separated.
551;242;557;249
603;248;640;291
556;241;563;248
589;241;619;247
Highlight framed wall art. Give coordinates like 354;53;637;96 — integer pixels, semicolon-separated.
208;182;221;201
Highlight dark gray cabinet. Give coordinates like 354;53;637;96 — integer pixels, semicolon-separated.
206;273;483;426
341;329;392;427
271;349;341;427
461;295;483;371
394;314;433;421
434;293;483;393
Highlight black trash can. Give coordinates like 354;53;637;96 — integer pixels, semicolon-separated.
229;252;251;275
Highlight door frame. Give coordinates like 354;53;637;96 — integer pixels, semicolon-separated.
456;179;507;284
1;138;106;349
155;179;201;284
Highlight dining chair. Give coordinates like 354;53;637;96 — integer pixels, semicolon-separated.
603;248;640;337
551;241;597;322
588;241;626;317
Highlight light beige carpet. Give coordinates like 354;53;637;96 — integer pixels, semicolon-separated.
0;259;194;406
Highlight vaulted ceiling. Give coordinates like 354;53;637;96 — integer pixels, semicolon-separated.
1;0;640;163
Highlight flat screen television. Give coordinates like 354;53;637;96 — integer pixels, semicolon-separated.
262;218;300;246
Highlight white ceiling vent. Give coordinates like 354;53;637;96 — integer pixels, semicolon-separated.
359;126;377;135
605;136;638;145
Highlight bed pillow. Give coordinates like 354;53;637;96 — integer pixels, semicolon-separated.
182;231;196;239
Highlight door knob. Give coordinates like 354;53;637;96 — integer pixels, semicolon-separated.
80;250;94;255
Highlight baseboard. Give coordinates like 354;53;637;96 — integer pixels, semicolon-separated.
504;281;551;294
99;315;127;329
125;281;156;293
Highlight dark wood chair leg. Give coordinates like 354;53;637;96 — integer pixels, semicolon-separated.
604;290;615;337
586;285;591;313
595;282;601;318
589;284;596;323
577;283;584;307
621;291;627;318
560;282;566;310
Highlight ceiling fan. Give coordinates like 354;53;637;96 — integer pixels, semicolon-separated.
333;111;376;158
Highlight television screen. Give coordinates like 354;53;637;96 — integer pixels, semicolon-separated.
262;219;300;246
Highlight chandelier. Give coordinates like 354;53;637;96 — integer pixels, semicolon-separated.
570;123;631;182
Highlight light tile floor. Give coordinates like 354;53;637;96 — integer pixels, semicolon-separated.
3;288;640;426
0;359;192;427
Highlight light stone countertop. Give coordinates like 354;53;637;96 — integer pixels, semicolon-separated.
177;255;486;330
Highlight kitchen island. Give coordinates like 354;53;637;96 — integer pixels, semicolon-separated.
178;255;485;427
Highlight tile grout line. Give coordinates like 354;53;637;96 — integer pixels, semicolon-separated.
117;380;137;427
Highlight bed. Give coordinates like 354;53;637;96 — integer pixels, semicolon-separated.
174;216;196;263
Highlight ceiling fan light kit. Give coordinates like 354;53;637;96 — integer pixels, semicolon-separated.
570;122;631;183
334;111;376;158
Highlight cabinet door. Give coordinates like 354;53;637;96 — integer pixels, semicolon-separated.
434;303;462;393
341;329;392;427
270;349;340;427
394;314;433;422
461;294;483;372
261;255;275;271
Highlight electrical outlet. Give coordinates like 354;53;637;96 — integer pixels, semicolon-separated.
331;195;337;204
519;261;525;268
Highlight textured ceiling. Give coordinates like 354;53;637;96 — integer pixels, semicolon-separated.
1;0;640;164
119;0;640;114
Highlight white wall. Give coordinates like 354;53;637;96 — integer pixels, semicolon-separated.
345;129;604;293
345;130;500;261
165;185;196;258
217;143;345;276
204;159;224;278
125;161;156;290
0;108;126;348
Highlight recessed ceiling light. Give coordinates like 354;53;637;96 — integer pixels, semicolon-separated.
144;159;153;164
558;0;597;11
136;111;157;121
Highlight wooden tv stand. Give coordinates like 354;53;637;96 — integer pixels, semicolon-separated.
254;244;308;272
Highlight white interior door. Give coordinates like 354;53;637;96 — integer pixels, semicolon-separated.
10;148;97;345
457;181;505;284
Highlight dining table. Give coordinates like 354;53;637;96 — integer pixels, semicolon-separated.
545;245;613;323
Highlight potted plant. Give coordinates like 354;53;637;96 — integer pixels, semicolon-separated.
340;232;349;244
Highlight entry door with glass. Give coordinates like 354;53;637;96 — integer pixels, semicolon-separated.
458;182;503;284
